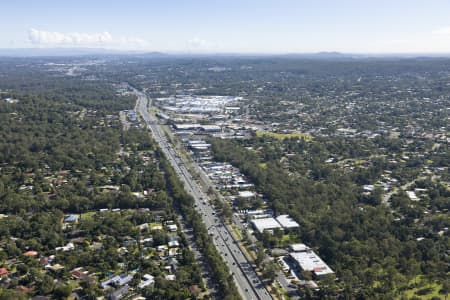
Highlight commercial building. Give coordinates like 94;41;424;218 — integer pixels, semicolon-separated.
188;140;211;151
276;215;300;229
200;125;222;132
238;191;256;199
250;214;300;233
174;124;202;131
250;217;282;233
288;244;334;278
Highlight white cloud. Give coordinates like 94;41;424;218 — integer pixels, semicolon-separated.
28;28;148;49
432;26;450;35
187;37;209;48
186;37;218;52
117;36;147;48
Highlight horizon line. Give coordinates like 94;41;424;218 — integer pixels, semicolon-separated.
2;47;450;57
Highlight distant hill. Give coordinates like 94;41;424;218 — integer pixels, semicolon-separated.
315;51;346;57
0;48;164;57
1;48;450;59
281;52;358;59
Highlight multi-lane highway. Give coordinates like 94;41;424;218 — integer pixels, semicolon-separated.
133;88;272;300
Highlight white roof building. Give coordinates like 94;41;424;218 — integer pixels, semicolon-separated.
290;243;310;252
238;191;256;198
245;209;265;215
55;242;75;252
190;144;211;151
225;106;241;111
168;240;180;248
250;218;282;233
406;191;420;201
174;124;202;130
167;224;178;232
165;274;176;281
290;251;334;277
138;274;155;289
201;125;222;132
276;215;300;229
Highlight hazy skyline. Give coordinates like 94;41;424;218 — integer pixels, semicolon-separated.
3;0;450;54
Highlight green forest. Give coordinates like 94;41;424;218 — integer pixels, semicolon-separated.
0;60;239;299
210;136;450;299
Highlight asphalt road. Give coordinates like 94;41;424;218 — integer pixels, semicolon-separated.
133;88;272;300
230;213;299;298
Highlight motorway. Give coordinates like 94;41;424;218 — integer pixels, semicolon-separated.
192;161;299;299
133;88;272;300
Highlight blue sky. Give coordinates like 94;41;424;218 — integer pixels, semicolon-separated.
2;0;450;53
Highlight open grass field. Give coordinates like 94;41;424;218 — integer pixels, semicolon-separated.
397;276;446;299
256;131;313;141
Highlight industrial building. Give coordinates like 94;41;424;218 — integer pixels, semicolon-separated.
238;191;256;199
288;244;334;277
250;217;282;233
276;215;300;229
250;214;300;233
200;125;222;132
